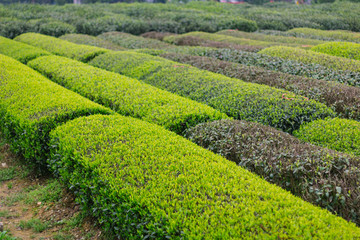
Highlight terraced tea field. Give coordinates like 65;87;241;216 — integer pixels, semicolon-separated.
1;2;360;239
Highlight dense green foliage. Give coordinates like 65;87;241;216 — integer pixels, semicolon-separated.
0;36;50;63
98;31;172;49
0;3;257;39
49;114;360;239
151;34;263;52
294;118;360;156
28;55;226;134
160;53;360;120
217;29;325;47
311;42;360;61
186;119;360;225
89;51;334;133
27;18;76;37
287;28;360;43
259;46;360;72
140;46;360;87
59;34;126;51
0;54;112;169
15;33;108;62
164;32;275;47
183;1;360;31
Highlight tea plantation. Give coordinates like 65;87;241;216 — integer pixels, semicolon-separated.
1;1;360;239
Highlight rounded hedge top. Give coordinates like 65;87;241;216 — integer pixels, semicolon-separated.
294;118;360;156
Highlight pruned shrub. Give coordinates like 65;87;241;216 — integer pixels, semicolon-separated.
15;32;108;62
27;55;226;134
49;114;360;239
0;54;112;169
294;118;360;156
311;42;360;61
89;51;335;133
159;53;360;121
186;119;360;225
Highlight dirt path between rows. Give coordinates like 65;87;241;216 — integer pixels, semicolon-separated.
0;139;104;240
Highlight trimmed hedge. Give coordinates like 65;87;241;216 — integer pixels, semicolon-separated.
294;118;360;157
217;29;325;47
159;53;360;121
28;19;76;37
15;32;108;62
163;32;275;47
59;34;127;51
98;32;172;49
140;46;360;88
27;55;226;134
159;35;263;52
259;46;360;72
311;42;360;61
186;119;360;225
288;28;360;43
49;114;360;239
0;54;112;169
140;31;175;41
89;51;335;133
0;36;50;63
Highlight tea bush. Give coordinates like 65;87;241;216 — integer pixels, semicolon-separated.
15;32;108;62
98;31;172;49
163;32;275;47
159;53;360;120
217;29;325;47
0;36;50;63
49;114;360;239
186;119;360;225
28;55;226;134
0;54;112;169
294;118;360;156
60;34;126;51
311;42;360;61
259;46;360;72
89;51;334;133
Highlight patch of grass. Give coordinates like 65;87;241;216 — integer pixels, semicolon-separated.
19;219;51;233
23;179;63;205
3;192;26;206
0;210;11;218
0;231;19;240
0;167;17;182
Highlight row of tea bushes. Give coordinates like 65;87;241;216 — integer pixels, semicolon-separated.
0;36;50;63
295;118;360;157
3;52;359;239
89;51;334;133
0;17;76;39
186;119;360;225
0;36;225;135
0;53;112;170
259;46;360;72
183;1;360;32
287;28;360;43
98;32;173;50
59;34;127;51
311;42;360;61
159;53;360;121
158;35;264;52
15;33;109;62
140;46;360;87
49;114;360;239
0;3;258;38
163;32;275;48
217;29;325;46
27;55;226;134
15;33;335;133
